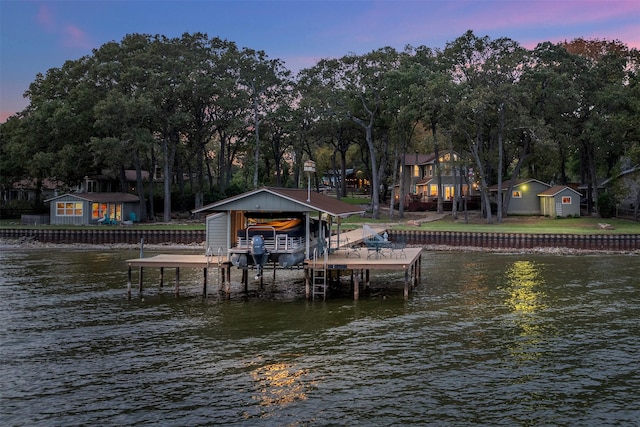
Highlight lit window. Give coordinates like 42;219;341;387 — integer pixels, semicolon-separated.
562;196;571;204
512;191;522;198
56;202;83;216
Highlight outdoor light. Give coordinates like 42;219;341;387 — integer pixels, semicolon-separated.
304;160;316;202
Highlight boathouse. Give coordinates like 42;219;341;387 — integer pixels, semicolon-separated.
126;187;424;301
191;187;366;258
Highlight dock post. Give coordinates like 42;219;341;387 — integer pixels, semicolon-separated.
354;270;360;300
203;267;207;298
127;266;132;299
139;267;143;295
404;269;409;299
159;267;164;288
225;265;231;297
304;268;310;299
175;268;180;298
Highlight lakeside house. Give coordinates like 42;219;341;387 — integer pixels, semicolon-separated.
44;192;140;225
395;150;478;209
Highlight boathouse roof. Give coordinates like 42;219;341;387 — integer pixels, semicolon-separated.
192;187;366;218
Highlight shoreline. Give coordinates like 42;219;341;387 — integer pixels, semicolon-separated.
2;237;638;256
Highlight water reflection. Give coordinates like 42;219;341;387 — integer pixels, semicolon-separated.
504;260;548;362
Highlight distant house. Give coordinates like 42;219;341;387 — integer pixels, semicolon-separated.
2;178;65;204
82;170;152;193
600;165;640;219
538;186;582;217
44;192;140;225
490;179;551;215
397;150;477;203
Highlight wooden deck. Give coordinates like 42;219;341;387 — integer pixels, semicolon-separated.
125;229;422;300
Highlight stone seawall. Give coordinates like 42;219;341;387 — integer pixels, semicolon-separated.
1;228;638;251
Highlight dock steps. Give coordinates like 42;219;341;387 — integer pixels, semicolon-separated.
311;248;329;300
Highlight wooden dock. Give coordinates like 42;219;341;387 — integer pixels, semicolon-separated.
304;246;423;300
125;245;422;300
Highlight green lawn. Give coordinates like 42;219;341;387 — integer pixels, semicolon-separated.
392;216;640;234
2;214;639;235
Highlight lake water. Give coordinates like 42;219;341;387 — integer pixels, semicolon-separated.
0;248;639;426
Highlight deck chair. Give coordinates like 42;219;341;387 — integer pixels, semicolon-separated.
129;212;140;223
345;237;361;258
97;214;107;225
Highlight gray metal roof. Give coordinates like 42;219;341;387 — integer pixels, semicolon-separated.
192;187;366;218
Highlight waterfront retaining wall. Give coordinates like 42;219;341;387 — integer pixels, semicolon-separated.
1;228;638;251
0;228;206;245
389;231;639;251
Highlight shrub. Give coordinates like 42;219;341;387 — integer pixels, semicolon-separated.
597;192;617;218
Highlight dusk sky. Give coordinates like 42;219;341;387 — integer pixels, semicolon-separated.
1;0;639;122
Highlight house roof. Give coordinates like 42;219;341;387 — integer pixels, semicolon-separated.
599;164;640;188
538;185;582;197
489;179;550;192
44;192;140;203
402;153;436;166
192;187;366;218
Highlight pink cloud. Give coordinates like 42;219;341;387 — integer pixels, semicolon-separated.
36;5;55;31
63;25;92;49
34;4;93;50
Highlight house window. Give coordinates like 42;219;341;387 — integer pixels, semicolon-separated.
92;202;122;221
56;202;83;216
92;203;108;219
429;184;438;197
445;186;454;200
512;191;522;198
562;196;572;204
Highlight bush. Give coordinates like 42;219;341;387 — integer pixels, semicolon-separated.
597;192;617;218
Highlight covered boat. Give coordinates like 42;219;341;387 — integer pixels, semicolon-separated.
229;216;323;269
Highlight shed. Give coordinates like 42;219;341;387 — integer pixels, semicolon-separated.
44;192;140;225
490;179;551;215
538;186;582;217
192;187;365;259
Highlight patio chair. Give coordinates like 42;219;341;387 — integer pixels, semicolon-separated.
129;212;140;223
345;237;361;258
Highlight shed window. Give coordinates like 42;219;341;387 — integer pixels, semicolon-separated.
512;191;522;198
562;196;572;204
56;202;83;216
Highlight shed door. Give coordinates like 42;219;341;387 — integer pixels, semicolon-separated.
205;213;229;254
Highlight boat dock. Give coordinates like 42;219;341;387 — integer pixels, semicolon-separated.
125;226;423;300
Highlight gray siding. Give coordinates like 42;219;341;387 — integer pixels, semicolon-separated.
508;182;549;215
48;195;88;225
540;189;580;217
205;212;229;254
220;193;309;213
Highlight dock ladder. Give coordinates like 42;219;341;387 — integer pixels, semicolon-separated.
311;247;329;300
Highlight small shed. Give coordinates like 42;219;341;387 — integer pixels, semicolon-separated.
192;187;365;258
538;186;581;217
45;192;140;225
491;179;551;215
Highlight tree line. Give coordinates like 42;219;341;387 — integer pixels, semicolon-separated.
1;30;638;222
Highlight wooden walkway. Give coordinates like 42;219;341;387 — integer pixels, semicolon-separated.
125;225;422;300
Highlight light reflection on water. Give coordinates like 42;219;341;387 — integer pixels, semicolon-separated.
0;249;639;426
